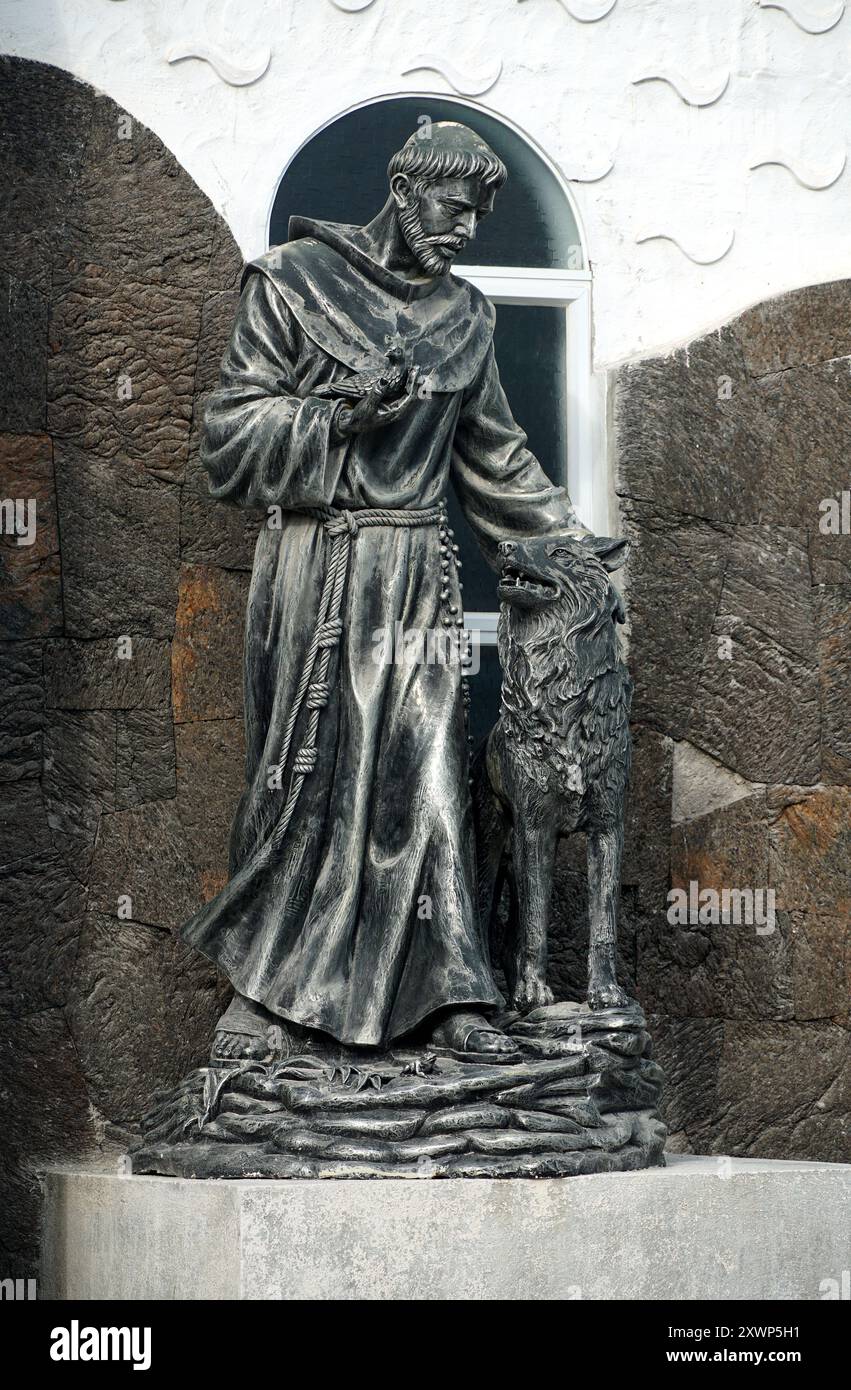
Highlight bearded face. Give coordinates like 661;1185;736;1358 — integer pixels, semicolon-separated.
396;173;486;276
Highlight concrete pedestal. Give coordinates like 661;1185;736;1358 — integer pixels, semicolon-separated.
41;1155;850;1301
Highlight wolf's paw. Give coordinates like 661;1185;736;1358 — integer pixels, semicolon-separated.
511;971;555;1013
588;979;631;1011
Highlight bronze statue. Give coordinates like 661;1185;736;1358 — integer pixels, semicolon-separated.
182;122;588;1063
131;122;665;1180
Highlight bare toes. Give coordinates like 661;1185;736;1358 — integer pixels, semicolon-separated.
469;1029;517;1055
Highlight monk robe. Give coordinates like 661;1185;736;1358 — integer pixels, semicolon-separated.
181;216;584;1047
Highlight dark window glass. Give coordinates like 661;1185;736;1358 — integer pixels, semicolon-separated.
448;302;567;616
467;644;503;750
270;96;582;269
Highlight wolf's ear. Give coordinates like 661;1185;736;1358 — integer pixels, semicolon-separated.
581;535;630;572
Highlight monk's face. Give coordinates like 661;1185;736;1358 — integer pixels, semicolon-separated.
396;174;488;276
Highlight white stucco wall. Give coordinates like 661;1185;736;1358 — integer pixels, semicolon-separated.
1;0;848;367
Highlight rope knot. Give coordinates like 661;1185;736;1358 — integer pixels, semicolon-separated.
292;747;317;775
306;681;330;709
317;618;342;647
325;509;359;537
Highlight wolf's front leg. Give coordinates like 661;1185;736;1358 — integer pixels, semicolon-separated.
587;822;631;1010
507;818;557;1011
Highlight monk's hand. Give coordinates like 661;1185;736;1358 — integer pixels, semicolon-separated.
332;381;414;441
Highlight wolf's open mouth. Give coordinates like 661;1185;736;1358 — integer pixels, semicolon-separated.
499;566;559;599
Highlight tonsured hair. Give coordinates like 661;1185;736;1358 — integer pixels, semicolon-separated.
387;142;507;197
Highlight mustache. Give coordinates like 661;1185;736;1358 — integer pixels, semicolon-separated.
424;233;468;253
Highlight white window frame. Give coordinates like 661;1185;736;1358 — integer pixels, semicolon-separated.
455;265;604;646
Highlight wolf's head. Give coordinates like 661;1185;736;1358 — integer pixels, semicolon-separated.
496;533;630;718
498;533;628;623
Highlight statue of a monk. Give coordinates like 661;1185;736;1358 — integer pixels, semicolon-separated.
182;123;588;1063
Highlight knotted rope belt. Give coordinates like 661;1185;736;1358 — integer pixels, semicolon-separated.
268;503;450;851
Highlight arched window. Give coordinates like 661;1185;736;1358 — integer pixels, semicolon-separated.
268;96;598;742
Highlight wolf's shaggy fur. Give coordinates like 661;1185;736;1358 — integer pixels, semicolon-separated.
473;534;633;1012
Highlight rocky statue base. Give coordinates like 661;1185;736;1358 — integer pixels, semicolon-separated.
129;1001;666;1180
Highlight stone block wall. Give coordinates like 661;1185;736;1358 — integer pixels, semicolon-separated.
548;284;850;1161
0;59;847;1275
0;59;251;1275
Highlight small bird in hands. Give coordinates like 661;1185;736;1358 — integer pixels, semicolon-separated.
313;346;410;405
313;346;416;438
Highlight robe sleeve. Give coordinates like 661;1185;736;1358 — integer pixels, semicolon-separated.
451;342;590;566
200;271;347;510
